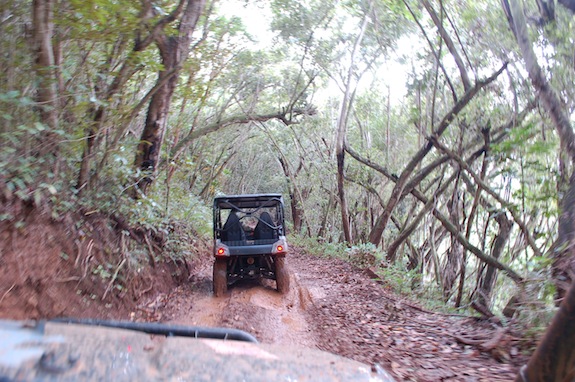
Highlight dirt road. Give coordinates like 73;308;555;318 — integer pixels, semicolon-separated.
140;249;525;381
164;257;317;349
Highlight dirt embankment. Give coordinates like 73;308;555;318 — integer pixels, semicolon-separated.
0;197;190;320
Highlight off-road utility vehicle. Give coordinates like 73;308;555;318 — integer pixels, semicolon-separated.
212;193;290;296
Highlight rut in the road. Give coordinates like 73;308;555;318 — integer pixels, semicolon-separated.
156;254;317;349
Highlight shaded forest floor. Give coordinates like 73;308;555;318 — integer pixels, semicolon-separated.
0;198;529;381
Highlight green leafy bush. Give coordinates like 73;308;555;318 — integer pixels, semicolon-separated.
290;234;348;259
345;242;383;268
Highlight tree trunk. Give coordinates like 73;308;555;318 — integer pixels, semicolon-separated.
554;171;575;301
317;192;337;240
516;270;575;381
278;157;305;233
443;178;463;300
32;0;59;157
476;212;513;308
456;128;490;307
335;17;369;243
336;150;352;242
134;0;206;196
504;0;575;300
420;0;471;91
134;48;179;194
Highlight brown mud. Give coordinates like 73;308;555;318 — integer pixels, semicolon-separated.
142;250;526;381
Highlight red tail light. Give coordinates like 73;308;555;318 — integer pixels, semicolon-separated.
272;238;288;254
215;242;230;257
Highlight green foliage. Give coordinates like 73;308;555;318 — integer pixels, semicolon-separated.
0;119;65;204
345;242;383;268
290;234;348;259
60;0;140;41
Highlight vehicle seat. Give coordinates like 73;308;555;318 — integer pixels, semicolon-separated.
254;212;276;240
222;212;245;242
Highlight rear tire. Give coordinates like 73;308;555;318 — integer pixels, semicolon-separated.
213;258;228;297
275;256;290;294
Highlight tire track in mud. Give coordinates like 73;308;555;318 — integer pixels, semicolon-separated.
163;257;317;349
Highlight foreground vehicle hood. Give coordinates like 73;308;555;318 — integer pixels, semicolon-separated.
0;320;395;381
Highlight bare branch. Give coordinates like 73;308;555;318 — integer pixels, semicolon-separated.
368;62;508;245
345;143;524;283
429;136;543;258
170;106;317;159
421;0;472;91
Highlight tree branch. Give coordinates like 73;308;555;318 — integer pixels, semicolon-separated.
421;0;472;91
345;143;524;283
170;106;316;159
368;62;508;245
429;135;543;258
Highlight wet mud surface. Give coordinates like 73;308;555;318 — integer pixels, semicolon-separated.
139;249;526;381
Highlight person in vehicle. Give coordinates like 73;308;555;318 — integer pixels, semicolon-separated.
221;211;245;241
254;211;277;240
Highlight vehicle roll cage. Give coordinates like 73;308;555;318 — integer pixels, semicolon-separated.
213;194;286;241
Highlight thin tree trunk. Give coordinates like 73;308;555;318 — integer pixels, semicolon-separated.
476;212;513;308
443;175;463;301
420;0;471;91
278;157;305;234
335;4;371;243
318;192;336;239
264;126;312;236
387;171;457;262
455;128;490;307
198;150;236;200
403;0;457;101
32;0;59;157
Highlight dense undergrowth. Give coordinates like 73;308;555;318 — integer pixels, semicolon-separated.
292;235;447;307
